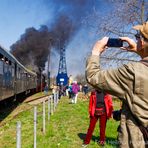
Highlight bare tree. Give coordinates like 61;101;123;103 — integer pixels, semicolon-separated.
101;0;148;34
84;0;148;68
75;74;87;85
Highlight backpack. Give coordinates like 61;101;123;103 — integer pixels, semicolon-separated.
68;86;72;92
94;91;105;116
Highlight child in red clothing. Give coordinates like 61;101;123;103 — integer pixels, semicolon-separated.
82;90;113;147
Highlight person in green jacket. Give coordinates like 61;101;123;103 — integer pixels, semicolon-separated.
86;22;148;148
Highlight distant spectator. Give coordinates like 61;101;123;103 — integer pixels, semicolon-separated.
52;84;57;94
44;84;48;95
68;75;73;85
68;84;73;99
65;85;69;97
83;84;89;95
79;83;83;92
72;81;80;104
59;84;65;98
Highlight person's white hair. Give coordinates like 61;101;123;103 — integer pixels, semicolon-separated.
73;81;77;84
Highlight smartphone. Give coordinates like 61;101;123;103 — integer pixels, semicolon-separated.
107;38;123;47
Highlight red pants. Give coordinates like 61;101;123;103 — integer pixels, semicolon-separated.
84;113;107;144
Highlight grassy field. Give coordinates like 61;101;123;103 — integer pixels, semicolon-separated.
0;95;120;148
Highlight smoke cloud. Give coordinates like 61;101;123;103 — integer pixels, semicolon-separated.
10;26;52;71
10;0;95;72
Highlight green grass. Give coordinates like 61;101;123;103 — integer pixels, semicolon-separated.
0;96;120;148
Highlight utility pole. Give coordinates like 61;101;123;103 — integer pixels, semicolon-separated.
47;50;50;88
47;41;52;88
39;67;42;92
41;69;42;92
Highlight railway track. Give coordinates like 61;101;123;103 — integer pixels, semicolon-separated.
24;95;52;105
0;94;52;127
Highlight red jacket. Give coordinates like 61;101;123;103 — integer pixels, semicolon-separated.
89;91;113;119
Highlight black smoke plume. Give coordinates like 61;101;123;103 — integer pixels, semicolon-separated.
10;26;52;72
48;0;93;49
10;0;95;72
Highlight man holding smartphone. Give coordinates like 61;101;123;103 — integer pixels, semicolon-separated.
86;22;148;148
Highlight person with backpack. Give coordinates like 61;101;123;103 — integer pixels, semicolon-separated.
82;90;113;147
71;81;80;104
86;22;148;147
68;83;73;99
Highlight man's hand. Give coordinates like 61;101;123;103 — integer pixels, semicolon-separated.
92;37;109;56
120;37;137;53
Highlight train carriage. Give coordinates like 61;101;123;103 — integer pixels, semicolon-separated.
0;45;37;101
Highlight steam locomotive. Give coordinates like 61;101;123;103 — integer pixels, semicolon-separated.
0;45;40;101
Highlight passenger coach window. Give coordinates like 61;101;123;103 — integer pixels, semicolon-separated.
17;67;21;79
12;63;15;77
0;54;4;74
0;60;3;74
4;60;9;74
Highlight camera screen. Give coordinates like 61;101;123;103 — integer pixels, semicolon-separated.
107;38;123;47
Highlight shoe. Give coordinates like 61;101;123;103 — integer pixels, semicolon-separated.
97;141;105;147
82;143;88;147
